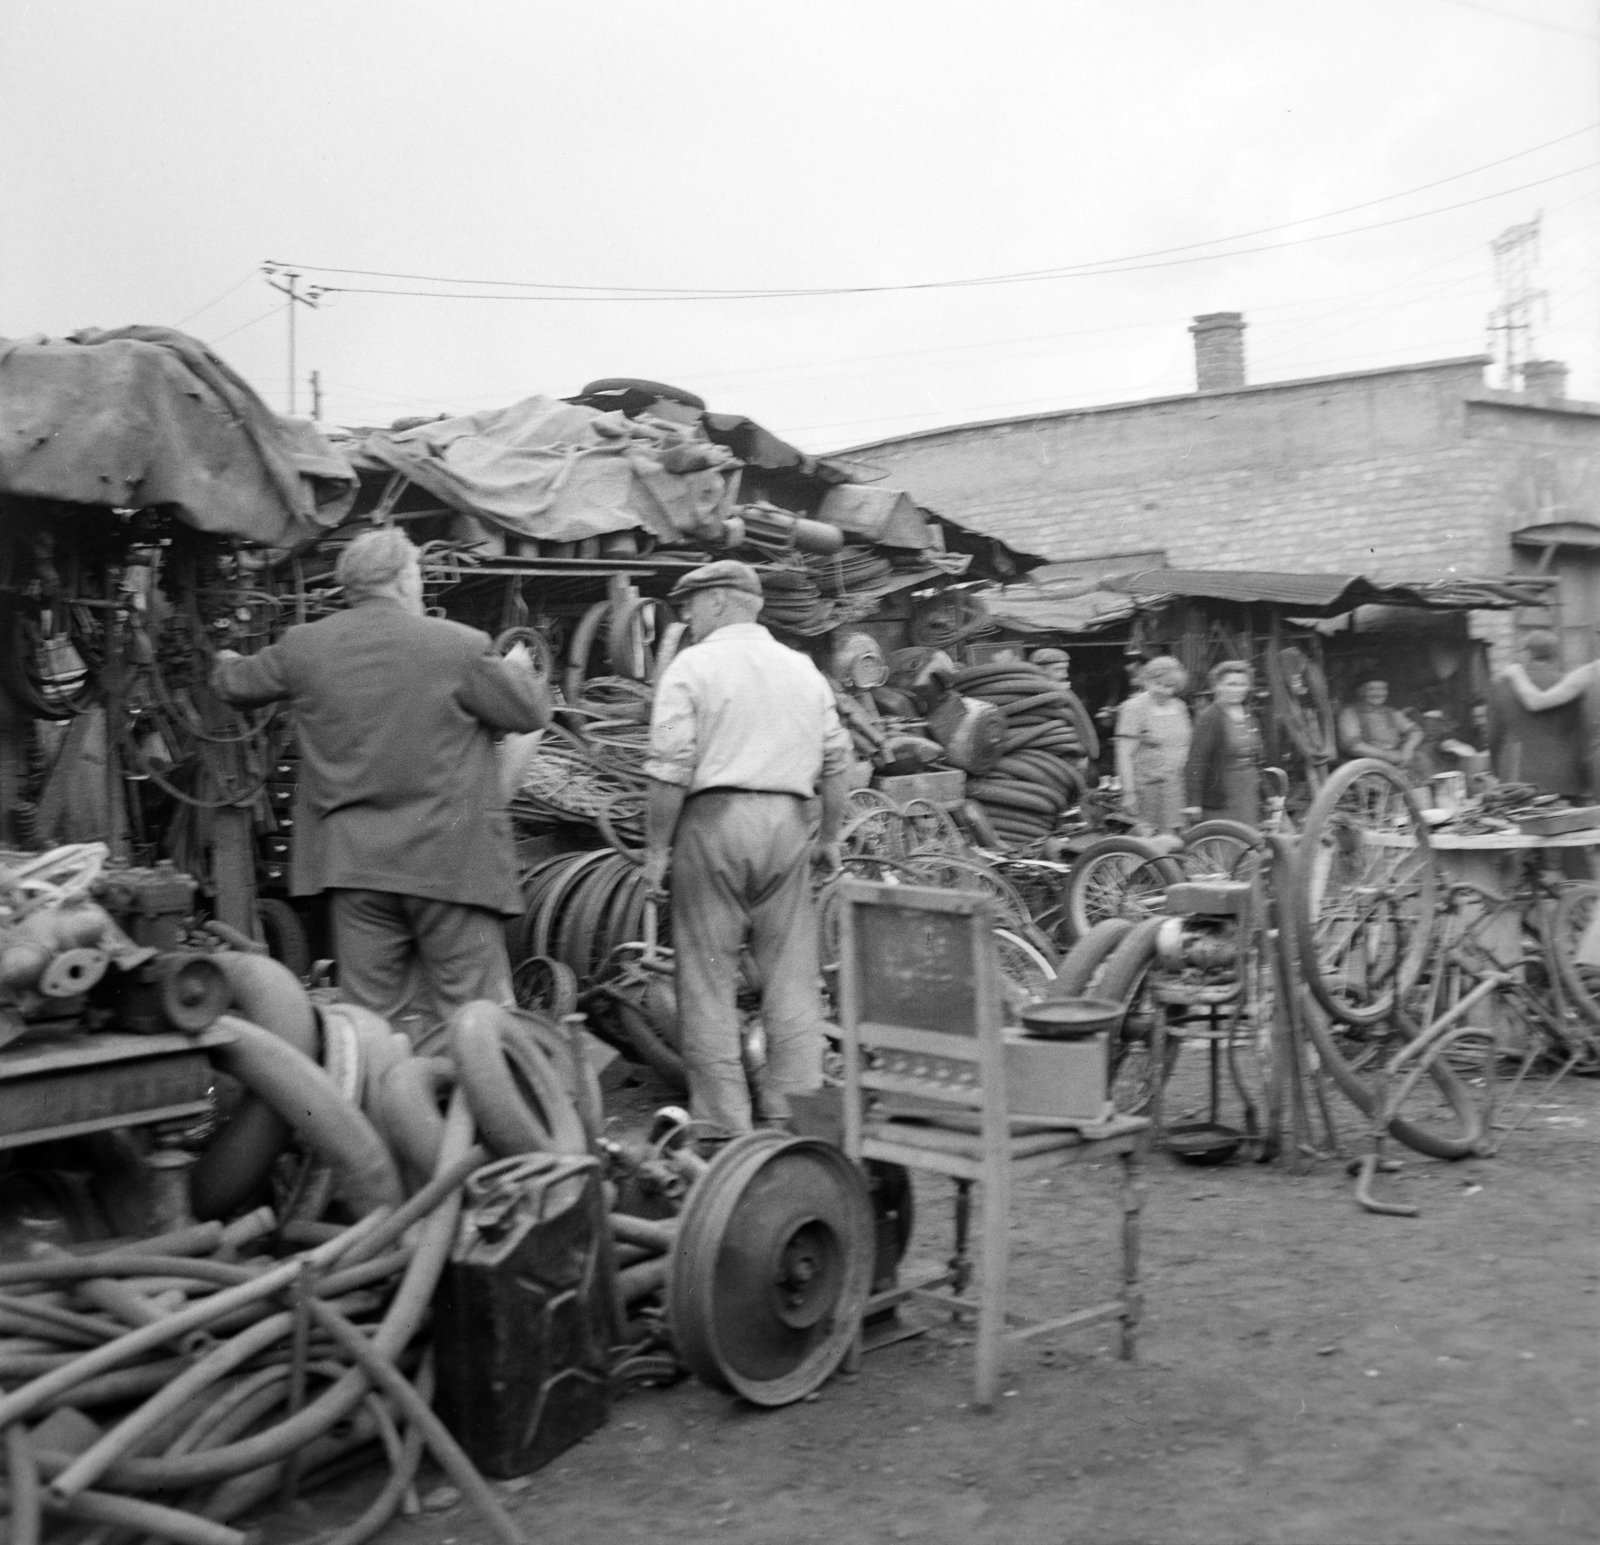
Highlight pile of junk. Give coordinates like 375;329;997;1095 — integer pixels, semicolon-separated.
0;330;1112;1542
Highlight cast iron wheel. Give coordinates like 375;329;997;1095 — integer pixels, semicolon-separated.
1064;836;1183;943
669;1131;874;1406
1292;758;1437;1028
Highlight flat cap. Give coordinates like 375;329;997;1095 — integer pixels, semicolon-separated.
668;559;763;600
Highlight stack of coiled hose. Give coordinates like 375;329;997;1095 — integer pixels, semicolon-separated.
952;663;1100;849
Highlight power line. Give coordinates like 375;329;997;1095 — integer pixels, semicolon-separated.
270;124;1600;303
171;271;259;330
1433;0;1600;41
208;301;287;346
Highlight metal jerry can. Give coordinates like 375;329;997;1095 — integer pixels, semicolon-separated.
432;1153;614;1477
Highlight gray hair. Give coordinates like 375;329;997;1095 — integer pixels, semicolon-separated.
336;527;419;599
1139;655;1188;692
1524;629;1560;664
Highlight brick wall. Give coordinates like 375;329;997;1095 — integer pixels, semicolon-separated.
845;359;1600;586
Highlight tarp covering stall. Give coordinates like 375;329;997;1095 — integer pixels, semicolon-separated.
0;327;356;545
351;395;741;546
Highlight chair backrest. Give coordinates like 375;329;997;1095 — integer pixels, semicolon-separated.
836;879;1009;1156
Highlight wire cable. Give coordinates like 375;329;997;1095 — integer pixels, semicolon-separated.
272;128;1600;302
171;273;261;331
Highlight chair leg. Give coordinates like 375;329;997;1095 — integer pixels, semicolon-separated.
1118;1145;1144;1361
973;1162;1011;1409
949;1178;973;1299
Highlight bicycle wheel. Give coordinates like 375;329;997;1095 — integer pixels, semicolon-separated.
1546;882;1600;1045
1092;918;1183;1115
1178;819;1262;882
841;806;905;862
1064;836;1183;943
1291;758;1436;1028
994;925;1059;1007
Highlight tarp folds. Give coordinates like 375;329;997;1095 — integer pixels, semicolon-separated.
353;395;740;545
0;327;356;545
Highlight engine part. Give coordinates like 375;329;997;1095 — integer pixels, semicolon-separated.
668;1131;873;1406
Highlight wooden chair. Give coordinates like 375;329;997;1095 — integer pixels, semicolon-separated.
836;878;1150;1408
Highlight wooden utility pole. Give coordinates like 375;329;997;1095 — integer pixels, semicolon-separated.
262;265;322;415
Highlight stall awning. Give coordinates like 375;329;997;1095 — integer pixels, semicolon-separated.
0;327;356;546
990;567;1553;636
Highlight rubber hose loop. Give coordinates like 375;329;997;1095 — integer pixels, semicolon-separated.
451;1000;588;1157
207;1015;403;1218
191;954;319;1221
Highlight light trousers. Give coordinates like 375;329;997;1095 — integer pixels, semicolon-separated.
670;791;826;1136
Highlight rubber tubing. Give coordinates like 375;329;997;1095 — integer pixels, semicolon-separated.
190;955;319;1221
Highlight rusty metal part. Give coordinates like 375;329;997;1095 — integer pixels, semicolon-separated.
668;1131;873;1407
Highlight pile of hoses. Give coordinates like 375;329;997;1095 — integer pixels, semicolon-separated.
952;663;1099;849
509;851;664;989
757;564;876;637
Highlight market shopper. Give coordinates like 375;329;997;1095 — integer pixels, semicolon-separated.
1114;655;1192;835
643;559;851;1139
1337;676;1423;775
1186;659;1264;826
211;528;550;1031
1487;631;1586;796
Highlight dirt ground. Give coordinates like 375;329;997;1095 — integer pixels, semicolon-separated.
267;1052;1599;1545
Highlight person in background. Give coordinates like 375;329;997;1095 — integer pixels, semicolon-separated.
644;560;850;1140
1337;676;1424;776
1186;659;1263;826
1486;632;1585;796
1114;655;1191;835
1496;640;1600;796
211;528;550;1035
1030;647;1071;684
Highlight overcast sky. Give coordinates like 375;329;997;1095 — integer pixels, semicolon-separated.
3;0;1596;452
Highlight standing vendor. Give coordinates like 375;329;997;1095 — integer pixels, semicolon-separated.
1338;676;1423;775
211;528;550;1031
1486;631;1585;796
1497;647;1600;796
643;560;851;1140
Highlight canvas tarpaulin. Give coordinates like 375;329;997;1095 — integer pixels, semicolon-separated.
0;327;356;546
352;394;740;545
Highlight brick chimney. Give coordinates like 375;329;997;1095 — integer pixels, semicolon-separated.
1521;359;1569;405
1190;312;1247;392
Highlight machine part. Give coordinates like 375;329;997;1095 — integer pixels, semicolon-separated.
38;947;108;998
1164;1121;1244;1165
206;1013;404;1217
152;952;230;1033
451;1001;588;1157
1090;918;1184;1115
512;955;580;1020
668;1131;874;1407
1291;757;1436;1028
1020;996;1123;1040
1064;836;1183;943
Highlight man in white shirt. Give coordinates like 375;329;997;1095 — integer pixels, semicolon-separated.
644;560;851;1137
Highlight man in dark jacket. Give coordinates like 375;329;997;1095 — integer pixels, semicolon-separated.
212;528;550;1031
1487;630;1586;796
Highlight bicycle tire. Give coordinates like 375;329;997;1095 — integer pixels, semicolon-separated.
1178;819;1263;881
1292;758;1436;1028
1064;836;1182;943
993;926;1059;1002
1297;990;1482;1160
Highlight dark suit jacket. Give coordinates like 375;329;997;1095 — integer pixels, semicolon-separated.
1185;701;1260;811
213;598;547;913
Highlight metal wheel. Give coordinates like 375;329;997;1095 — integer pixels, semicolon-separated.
899;797;966;856
1545;884;1600;1067
1291;758;1437;1028
1064;836;1183;942
668;1132;874;1406
993;925;1058;1010
1178;819;1262;882
841;806;905;862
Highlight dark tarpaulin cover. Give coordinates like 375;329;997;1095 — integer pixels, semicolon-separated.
0;326;356;546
